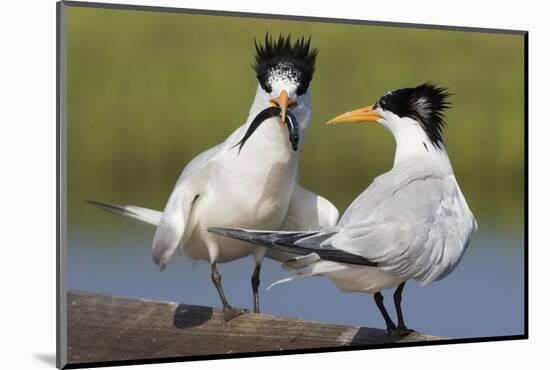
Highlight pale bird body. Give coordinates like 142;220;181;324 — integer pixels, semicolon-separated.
90;35;339;321
210;83;477;334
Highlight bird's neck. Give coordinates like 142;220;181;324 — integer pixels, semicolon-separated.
391;124;451;170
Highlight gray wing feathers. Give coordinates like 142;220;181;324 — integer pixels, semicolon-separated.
331;175;476;285
208;227;376;266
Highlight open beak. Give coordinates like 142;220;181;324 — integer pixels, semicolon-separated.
326;105;381;125
270;90;297;125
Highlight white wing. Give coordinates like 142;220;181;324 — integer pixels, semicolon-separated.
175;122;249;186
327;173;477;285
152;124;248;270
152;151;214;270
280;184;339;230
262;184;339;262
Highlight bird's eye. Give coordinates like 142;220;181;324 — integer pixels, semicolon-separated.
258;78;272;93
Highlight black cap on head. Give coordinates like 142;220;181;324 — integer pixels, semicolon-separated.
253;34;318;96
375;82;451;147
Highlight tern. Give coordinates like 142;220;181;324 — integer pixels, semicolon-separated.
209;82;477;334
89;34;339;321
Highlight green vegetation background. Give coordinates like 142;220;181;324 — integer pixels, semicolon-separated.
67;7;524;232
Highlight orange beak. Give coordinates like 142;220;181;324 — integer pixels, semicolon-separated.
270;90;297;125
326;105;381;125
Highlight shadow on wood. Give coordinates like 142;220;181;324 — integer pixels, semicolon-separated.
173;304;213;329
66;290;445;366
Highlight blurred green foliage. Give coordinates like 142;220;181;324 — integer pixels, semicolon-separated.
67;7;524;231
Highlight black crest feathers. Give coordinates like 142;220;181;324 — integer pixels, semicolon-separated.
253;34;318;95
377;82;451;148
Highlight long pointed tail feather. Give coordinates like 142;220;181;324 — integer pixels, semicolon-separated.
87;200;162;226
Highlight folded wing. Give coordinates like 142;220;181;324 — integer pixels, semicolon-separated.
280;184;340;230
152;144;223;271
329;175;477;285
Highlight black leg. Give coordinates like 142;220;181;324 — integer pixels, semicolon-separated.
251;263;261;313
393;282;416;336
374;292;396;335
211;263;247;323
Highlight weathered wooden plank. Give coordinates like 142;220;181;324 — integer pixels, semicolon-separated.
67;290;444;365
